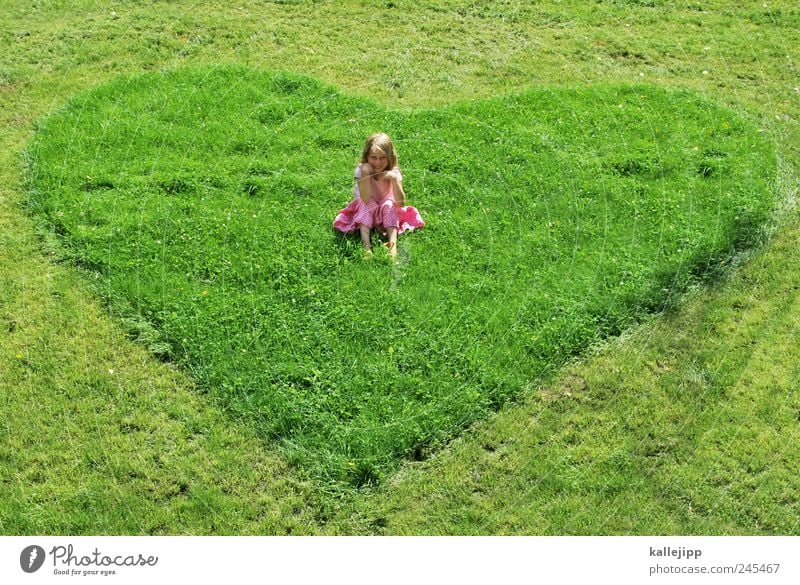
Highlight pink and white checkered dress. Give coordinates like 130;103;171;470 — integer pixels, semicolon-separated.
333;165;425;234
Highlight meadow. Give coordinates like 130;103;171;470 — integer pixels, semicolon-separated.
1;0;799;534
25;66;775;485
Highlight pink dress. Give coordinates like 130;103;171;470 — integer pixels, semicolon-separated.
333;165;425;234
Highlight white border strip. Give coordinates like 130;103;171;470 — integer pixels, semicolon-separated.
2;536;798;584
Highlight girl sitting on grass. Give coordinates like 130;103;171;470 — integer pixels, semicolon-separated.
333;132;424;258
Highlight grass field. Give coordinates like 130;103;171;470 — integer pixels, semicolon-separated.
24;66;776;485
1;0;799;534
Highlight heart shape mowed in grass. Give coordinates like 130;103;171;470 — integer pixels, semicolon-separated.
26;66;775;485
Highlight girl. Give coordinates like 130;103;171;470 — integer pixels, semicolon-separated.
333;133;424;257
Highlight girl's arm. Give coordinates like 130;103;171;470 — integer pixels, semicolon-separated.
357;163;372;203
394;180;406;207
387;168;405;206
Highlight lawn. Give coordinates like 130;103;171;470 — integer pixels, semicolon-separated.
1;0;798;534
25;65;775;484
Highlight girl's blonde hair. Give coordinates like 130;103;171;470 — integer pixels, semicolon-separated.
360;133;398;169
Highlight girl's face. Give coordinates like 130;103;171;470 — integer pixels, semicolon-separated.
367;147;389;173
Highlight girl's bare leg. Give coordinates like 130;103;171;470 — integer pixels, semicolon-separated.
359;224;373;255
385;227;398;258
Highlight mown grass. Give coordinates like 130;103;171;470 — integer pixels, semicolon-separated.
1;0;798;533
329;224;800;534
24;65;775;485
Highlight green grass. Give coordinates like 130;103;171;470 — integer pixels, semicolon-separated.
1;0;798;534
24;65;775;485
334;228;800;534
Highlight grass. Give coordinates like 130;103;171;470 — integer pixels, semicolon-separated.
1;0;798;534
335;227;800;534
24;66;775;485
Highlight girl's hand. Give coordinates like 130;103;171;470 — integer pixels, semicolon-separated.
360;162;374;177
384;169;401;183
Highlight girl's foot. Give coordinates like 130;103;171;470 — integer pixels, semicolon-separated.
385;241;397;257
363;248;373;260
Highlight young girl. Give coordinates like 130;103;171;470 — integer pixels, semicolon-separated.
333;133;424;257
